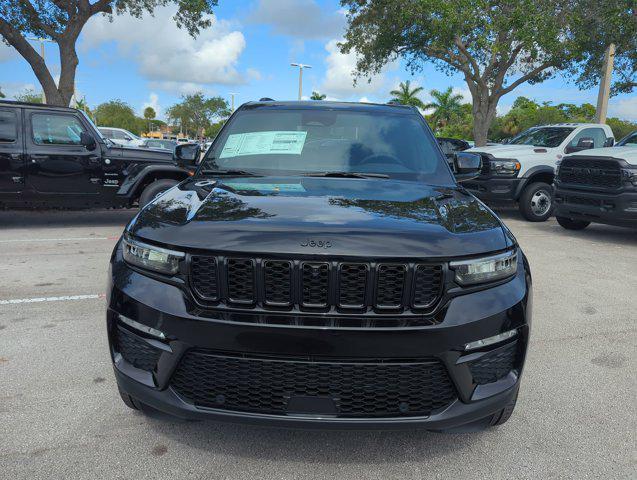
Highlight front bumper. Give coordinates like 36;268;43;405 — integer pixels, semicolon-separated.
107;251;532;429
555;186;637;228
464;177;526;203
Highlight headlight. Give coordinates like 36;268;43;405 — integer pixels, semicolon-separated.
622;168;637;186
122;235;184;275
450;250;517;285
490;159;521;176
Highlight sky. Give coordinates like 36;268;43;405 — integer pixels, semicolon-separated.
0;0;635;123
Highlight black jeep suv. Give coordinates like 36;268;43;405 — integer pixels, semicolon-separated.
107;101;532;431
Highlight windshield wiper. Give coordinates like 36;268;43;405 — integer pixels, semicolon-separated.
303;171;389;179
200;169;263;177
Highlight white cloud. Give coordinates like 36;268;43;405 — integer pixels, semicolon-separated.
2;82;37;99
320;39;397;98
248;0;345;39
0;43;17;62
81;6;247;93
358;96;371;103
608;96;637;121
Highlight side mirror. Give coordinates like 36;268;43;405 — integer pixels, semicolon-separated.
173;143;201;168
453;152;482;182
80;132;96;150
603;137;614;147
565;137;595;154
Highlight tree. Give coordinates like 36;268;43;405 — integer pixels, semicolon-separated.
0;87;4;98
389;80;424;108
15;88;42;103
0;1;217;107
310;91;327;100
144;106;156;132
93;99;139;133
571;1;636;95
166;93;229;138
339;0;600;146
424;87;464;130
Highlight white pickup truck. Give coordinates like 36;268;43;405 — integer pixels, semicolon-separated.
466;123;615;221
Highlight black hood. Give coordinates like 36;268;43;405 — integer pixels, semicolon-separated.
106;144;172;162
127;176;509;258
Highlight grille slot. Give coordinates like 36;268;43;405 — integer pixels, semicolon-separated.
263;260;292;307
469;342;518;384
190;256;218;300
559;157;622;189
376;264;407;309
114;327;161;371
171;351;457;418
301;262;330;308
338;263;368;308
227;258;255;305
412;265;443;309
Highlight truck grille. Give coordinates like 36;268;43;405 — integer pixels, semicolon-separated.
559;157;622;189
189;255;444;315
170;351;457;418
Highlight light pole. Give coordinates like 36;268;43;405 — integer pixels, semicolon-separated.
229;92;238;111
595;43;615;124
290;63;312;100
26;37;55;103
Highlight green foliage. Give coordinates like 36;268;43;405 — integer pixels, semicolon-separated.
310;91;327;100
606;117;637;140
436;104;474;139
14;88;43;103
94;99;142;134
389;80;425;108
166;93;229;138
0;87;4;99
205;120;226;139
424;87;464;130
143;107;156;121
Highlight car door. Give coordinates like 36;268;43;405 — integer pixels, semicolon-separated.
0;107;25;193
25;109;102;194
566;128;608;152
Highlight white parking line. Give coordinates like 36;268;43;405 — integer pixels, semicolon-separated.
0;236;117;243
0;294;105;305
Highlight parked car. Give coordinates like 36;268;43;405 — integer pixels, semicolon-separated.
554;130;637;230
437;137;471;161
139;138;178;151
0;100;197;209
466;123;615;222
108;100;531;432
98;127;145;148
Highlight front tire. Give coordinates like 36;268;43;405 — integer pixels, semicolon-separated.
519;182;554;222
139;179;178;208
556;216;590;230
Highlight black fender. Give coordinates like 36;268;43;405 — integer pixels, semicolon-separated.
514;165;555;199
117;164;191;199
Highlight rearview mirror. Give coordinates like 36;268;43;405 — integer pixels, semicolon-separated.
80;132;96;150
173;143;201;168
453;152;482;182
565;137;595;154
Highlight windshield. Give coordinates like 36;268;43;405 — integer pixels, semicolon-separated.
617;131;637;146
508;127;574;147
200;108;453;183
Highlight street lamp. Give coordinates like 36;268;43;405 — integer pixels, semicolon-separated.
290;63;312;101
26;37;55;103
229;92;238;111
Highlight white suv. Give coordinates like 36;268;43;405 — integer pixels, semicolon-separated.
466;123;615;221
98;127;144;148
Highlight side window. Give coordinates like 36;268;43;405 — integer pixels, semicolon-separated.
112;130;127;140
100;129;113;139
32;113;86;145
0;109;17;143
569;128;607;148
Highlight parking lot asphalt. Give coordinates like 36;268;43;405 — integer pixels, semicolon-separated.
0;208;635;480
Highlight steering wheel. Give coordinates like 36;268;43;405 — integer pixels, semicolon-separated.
357;153;407;168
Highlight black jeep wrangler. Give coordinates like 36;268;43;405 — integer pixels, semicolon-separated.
0;100;197;209
108;101;532;431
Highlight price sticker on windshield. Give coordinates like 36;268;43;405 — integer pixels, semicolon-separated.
219;131;307;158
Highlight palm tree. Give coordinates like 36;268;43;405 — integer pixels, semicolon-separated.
389;80;425;108
310;91;326;100
424;87;464;129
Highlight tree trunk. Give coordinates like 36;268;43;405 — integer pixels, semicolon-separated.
471;91;498;147
56;39;79;107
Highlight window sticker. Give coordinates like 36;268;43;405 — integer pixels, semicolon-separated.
219;131;307;158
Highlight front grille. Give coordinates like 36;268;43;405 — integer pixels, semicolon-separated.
170;351;457;418
469;342;518;384
559;157;622;189
479;154;491;175
114;327;162;371
189;256;445;317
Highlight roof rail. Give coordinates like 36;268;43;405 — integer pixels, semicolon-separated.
259;97;275;102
